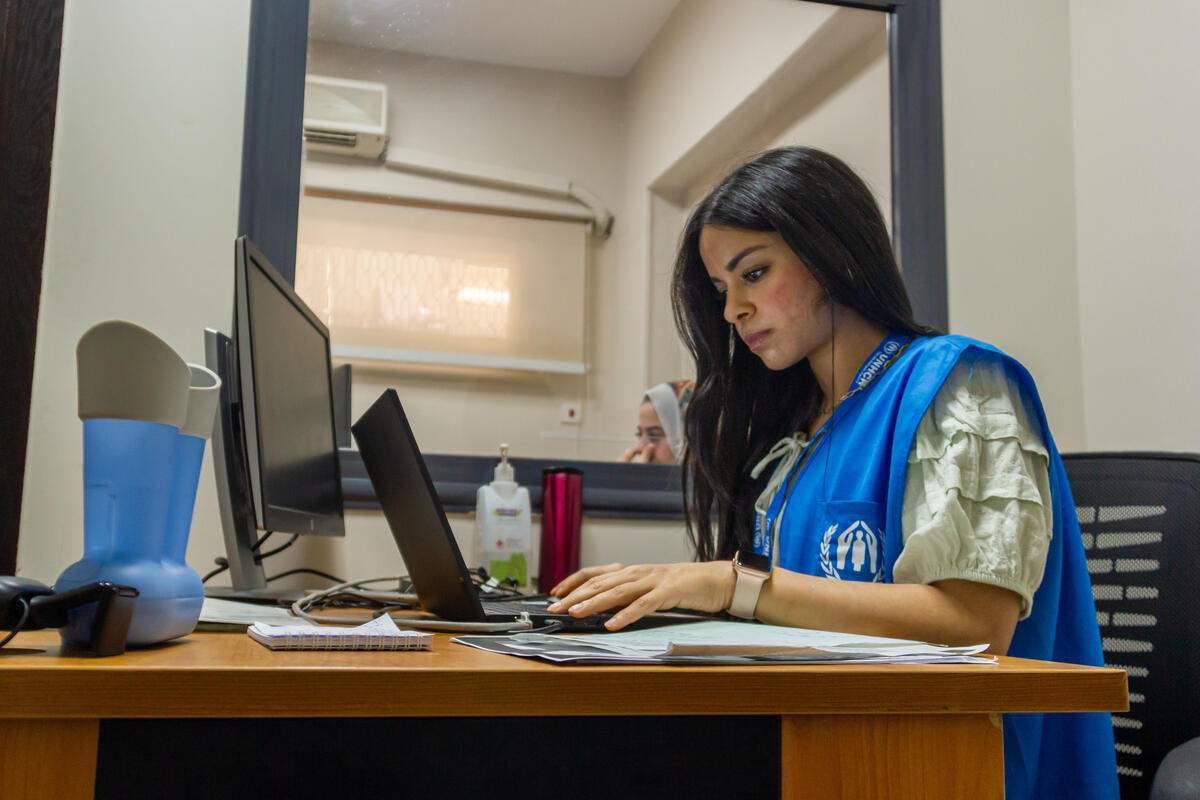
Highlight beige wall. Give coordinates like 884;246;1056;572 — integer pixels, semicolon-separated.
18;0;251;583
1068;0;1200;451
941;0;1086;451
942;0;1200;455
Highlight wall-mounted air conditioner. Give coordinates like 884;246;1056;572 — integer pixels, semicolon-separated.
303;75;389;161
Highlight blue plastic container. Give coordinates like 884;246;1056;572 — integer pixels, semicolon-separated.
160;432;207;638
55;418;190;646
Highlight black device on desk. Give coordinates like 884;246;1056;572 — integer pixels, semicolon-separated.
204;236;346;603
352;389;698;632
0;577;138;656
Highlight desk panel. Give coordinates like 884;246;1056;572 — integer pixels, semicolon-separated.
0;630;1127;799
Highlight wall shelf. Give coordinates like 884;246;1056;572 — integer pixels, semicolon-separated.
330;345;586;375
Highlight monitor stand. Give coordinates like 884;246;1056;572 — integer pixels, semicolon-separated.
202;584;311;605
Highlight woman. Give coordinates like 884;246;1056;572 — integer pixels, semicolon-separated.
548;148;1116;800
620;380;693;464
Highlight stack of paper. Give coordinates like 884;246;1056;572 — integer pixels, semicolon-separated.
248;613;433;651
453;620;995;665
200;597;317;630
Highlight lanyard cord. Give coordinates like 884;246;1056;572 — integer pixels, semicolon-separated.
750;325;913;560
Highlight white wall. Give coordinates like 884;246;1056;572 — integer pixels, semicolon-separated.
18;0;252;583
1068;0;1200;451
941;0;1087;451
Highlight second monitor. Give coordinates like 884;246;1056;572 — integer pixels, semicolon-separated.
205;235;344;601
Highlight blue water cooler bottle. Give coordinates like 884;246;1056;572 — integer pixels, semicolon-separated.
159;364;221;639
55;321;218;647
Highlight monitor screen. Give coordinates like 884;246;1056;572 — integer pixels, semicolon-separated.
236;236;344;538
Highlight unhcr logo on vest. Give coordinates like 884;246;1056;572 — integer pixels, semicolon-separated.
819;520;884;581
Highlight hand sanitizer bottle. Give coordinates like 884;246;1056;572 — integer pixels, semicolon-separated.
475;444;532;588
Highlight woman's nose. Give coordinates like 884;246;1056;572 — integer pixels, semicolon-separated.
723;290;749;325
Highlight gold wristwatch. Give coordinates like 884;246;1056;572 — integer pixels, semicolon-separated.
728;550;771;619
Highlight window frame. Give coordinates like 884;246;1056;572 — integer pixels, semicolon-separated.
241;0;945;519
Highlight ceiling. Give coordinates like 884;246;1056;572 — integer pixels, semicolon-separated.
308;0;683;78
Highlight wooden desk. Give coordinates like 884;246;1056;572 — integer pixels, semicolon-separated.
0;630;1126;798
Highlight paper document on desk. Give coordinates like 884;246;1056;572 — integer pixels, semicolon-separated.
199;597;316;630
453;620;995;665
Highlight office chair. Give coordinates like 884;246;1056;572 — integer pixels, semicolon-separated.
1062;452;1200;800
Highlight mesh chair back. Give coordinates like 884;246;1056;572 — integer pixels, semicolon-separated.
1063;453;1200;800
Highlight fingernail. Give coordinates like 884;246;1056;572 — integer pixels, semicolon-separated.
547;602;561;612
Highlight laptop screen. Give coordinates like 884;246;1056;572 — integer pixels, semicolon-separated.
350;389;486;622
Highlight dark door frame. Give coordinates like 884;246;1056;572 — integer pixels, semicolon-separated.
0;0;66;574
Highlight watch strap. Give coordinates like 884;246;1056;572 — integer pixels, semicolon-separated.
728;559;769;619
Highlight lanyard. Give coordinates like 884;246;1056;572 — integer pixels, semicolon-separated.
750;332;912;561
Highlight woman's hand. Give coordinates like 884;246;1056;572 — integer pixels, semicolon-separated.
547;561;736;631
619;446;652;463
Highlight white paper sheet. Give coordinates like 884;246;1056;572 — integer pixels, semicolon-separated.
453;620;996;665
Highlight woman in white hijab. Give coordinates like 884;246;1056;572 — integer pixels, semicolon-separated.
619;379;693;464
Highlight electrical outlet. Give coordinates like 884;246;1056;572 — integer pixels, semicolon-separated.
561;403;582;425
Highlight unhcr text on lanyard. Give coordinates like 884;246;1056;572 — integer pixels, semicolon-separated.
750;332;913;563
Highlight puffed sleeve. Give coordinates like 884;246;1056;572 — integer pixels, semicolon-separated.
892;352;1052;618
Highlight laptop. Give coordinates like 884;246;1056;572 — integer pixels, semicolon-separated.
352;388;699;632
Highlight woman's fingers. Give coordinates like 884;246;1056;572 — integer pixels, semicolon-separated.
549;562;624;599
605;590;672;631
548;565;644;612
561;573;656;617
547;562;732;627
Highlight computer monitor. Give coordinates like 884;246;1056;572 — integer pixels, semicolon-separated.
204;235;345;600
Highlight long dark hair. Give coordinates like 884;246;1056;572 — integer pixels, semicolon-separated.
671;147;938;562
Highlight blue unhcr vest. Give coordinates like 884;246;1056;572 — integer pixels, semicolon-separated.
753;334;1118;800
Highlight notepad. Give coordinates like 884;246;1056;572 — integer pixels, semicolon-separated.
247;613;433;651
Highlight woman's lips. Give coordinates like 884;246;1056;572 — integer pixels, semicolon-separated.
742;330;770;351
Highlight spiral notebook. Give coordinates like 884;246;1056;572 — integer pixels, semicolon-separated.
247;613;433;651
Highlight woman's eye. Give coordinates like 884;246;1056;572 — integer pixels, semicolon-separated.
743;266;767;283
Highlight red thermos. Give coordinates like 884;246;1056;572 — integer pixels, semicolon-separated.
538;467;583;594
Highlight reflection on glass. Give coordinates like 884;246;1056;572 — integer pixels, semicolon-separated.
300;1;889;461
297;244;512;339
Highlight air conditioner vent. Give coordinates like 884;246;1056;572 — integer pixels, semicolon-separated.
303;128;389;161
303;75;389;161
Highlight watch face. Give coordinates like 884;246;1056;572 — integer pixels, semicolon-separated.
735;550;770;574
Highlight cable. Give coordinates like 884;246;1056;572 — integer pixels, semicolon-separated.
201;532;299;584
474;618;565;636
201;559;229;584
288;577;533;632
249;530;275;552
253;533;298;563
265;567;344;585
0;598;31;649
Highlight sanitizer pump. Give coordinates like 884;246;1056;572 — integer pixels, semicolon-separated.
475;444;532;588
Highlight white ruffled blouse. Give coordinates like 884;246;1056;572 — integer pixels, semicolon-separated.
756;351;1052;619
894;352;1051;619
